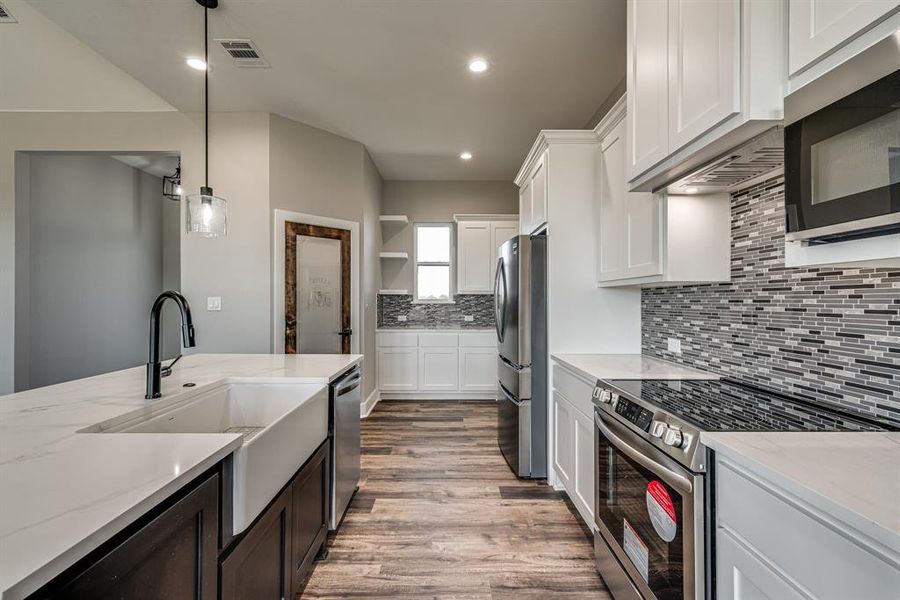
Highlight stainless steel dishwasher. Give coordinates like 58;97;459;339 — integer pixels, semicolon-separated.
329;366;361;530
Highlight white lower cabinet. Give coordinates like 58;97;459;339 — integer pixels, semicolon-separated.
418;348;459;391
553;392;575;490
552;363;597;530
458;347;496;392
377;348;418;391
376;331;496;398
715;453;900;599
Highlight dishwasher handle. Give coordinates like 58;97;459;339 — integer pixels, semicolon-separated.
335;369;362;396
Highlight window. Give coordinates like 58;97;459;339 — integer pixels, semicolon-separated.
414;223;452;302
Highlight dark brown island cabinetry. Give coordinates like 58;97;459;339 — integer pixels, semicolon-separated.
31;439;330;600
221;441;329;599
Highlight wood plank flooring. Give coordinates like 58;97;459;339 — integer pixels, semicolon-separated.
301;400;610;599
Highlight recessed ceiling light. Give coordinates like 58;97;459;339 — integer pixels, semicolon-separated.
685;187;699;194
467;58;489;73
459;151;473;161
186;57;208;71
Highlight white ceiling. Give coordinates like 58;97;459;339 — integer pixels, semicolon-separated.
25;0;626;181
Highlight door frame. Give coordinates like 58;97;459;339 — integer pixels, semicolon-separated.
273;210;360;355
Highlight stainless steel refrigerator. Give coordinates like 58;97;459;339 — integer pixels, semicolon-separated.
494;233;547;478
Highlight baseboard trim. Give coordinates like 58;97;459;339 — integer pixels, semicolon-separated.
379;391;496;400
361;389;380;418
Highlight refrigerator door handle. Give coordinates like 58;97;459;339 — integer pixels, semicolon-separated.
494;257;506;343
499;382;524;406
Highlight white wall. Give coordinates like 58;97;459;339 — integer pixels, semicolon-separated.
14;153;180;390
380;180;518;291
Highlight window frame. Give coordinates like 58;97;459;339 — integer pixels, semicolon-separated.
412;222;455;304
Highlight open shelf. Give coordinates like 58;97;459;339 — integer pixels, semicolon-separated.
378;289;409;295
379;252;409;260
379;215;409;226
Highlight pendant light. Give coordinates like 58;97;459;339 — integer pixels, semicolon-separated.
185;0;227;237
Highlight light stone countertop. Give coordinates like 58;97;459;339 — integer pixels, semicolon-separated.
376;327;495;333
552;353;718;381
0;353;362;600
703;431;900;551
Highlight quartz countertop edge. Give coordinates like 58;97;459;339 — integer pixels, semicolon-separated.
702;431;900;554
0;353;362;600
551;353;719;381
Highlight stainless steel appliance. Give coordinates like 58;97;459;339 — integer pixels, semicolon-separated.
591;378;890;599
494;233;547;478
785;69;900;243
329;366;361;530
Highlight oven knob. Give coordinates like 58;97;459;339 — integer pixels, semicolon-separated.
610;392;619;408
650;421;668;438
597;389;612;404
663;427;685;448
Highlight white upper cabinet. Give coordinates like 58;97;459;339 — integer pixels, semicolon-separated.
455;216;518;294
626;0;783;191
627;0;669;176
666;0;740;152
597;98;728;287
789;0;900;78
518;153;547;234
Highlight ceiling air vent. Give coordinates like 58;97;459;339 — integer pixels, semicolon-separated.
215;39;269;68
0;2;18;23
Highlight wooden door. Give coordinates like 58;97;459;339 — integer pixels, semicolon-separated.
285;222;351;354
667;0;740;151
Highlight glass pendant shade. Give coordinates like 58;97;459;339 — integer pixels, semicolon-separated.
185;186;227;237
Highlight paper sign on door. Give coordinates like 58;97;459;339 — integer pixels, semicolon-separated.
646;480;677;542
623;518;649;583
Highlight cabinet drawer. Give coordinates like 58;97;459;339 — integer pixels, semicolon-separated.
459;332;496;347
552;363;595;418
377;332;418;347
418;332;459;347
716;457;900;599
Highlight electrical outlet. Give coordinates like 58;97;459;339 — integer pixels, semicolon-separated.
463;315;474;322
207;296;222;311
667;337;682;354
397;315;407;322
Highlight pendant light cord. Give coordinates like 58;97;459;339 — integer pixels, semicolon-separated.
204;4;209;189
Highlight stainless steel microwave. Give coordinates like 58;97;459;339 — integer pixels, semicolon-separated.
784;69;899;243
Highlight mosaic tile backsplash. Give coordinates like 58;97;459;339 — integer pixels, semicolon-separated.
378;294;495;329
642;176;900;426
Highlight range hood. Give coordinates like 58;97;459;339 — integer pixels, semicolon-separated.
665;128;784;195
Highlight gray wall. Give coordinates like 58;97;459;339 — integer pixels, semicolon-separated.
14;153;180;390
381;180;518;291
269;114;383;400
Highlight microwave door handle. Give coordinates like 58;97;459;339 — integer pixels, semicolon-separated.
595;412;693;495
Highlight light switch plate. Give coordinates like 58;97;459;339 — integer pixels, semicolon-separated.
667;338;681;353
463;315;474;322
207;296;222;311
397;315;407;322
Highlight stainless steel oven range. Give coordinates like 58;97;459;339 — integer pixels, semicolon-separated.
591;378;889;600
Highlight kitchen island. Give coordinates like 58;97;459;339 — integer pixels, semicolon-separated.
0;353;361;600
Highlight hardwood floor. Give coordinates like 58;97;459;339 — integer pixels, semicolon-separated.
301;400;610;599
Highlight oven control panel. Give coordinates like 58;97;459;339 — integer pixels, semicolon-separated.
613;396;654;432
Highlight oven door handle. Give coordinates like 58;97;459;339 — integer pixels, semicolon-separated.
595;412;693;495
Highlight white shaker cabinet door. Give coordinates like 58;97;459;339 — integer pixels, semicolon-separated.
458;347;497;392
716;529;805;600
518;180;533;235
457;221;493;293
572;409;595;525
492;223;518;259
789;0;900;76
598;121;627;281
667;0;740;152
418;348;459;391
553;392;575;492
627;0;669;179
377;348;418;391
530;158;547;232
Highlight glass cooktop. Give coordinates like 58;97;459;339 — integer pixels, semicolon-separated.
606;379;892;433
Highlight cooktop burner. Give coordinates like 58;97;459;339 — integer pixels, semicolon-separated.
606;378;891;433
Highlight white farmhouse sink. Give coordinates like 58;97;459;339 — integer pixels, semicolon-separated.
82;381;328;534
